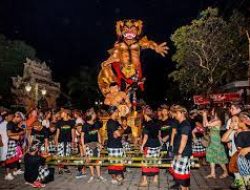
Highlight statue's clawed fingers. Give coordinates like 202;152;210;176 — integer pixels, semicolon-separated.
159;42;167;46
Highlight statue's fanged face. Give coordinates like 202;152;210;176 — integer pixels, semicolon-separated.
116;19;143;40
122;25;137;40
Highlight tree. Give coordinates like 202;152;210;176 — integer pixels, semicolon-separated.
169;8;248;95
0;34;36;97
67;66;100;108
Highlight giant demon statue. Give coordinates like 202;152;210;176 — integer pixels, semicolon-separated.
98;19;168;98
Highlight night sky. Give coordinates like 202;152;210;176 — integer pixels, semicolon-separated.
0;0;246;104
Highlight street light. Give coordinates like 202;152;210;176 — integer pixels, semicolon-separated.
41;88;47;96
25;84;32;92
25;83;47;106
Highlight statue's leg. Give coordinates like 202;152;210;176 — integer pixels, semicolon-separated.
111;62;123;86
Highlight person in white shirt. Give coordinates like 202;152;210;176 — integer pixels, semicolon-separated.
42;111;52;128
224;104;242;189
0;112;14;162
226;103;242;130
73;110;84;125
222;113;247;189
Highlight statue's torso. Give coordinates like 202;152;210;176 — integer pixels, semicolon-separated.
118;42;141;79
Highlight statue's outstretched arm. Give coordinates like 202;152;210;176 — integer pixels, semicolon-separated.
139;36;169;57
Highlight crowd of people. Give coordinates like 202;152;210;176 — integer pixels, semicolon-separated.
0;103;249;190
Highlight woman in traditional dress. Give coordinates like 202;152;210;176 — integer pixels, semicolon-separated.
203;107;228;179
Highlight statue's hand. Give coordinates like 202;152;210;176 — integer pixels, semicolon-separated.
155;42;169;57
102;57;120;67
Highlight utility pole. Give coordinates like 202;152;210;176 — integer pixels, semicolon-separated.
35;83;39;106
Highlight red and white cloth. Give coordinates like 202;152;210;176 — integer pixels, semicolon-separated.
170;156;191;180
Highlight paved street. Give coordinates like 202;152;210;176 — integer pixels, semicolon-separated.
0;166;232;190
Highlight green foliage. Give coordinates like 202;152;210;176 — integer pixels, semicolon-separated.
170;8;248;95
0;34;36;96
67;66;100;106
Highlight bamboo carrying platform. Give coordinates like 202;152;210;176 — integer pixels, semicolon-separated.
46;149;200;168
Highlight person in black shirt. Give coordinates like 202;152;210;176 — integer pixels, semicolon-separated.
55;109;75;174
29;121;49;154
5;112;25;181
45;113;59;154
24;140;51;188
120;116;132;173
81;108;106;183
140;106;161;187
236;112;250;159
167;114;179;162
46;122;57;154
106;106;125;185
170;105;192;190
236;112;250;182
158;105;173;151
121;116;132;150
237;130;250;159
